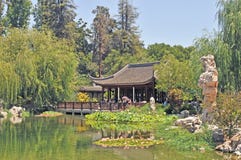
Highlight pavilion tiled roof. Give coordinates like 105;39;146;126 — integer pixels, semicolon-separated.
90;62;159;86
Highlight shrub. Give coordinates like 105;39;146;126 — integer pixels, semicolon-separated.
77;92;90;102
214;92;241;138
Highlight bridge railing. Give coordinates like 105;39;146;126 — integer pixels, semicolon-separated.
57;101;146;113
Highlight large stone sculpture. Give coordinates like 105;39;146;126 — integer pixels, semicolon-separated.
198;54;218;122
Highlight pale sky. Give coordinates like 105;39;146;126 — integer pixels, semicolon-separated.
74;0;219;47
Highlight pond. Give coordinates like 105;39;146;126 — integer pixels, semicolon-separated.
0;115;225;160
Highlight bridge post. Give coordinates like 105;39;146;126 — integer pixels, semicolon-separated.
80;102;83;116
72;102;75;116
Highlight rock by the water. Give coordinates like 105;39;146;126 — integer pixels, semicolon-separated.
216;140;233;153
9;106;24;117
179;110;189;118
212;128;224;144
0;111;8;119
216;131;241;156
175;116;202;133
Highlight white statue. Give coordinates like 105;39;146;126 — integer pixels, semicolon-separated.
150;97;156;111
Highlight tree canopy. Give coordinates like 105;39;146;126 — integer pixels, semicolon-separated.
0;0;240;109
0;29;78;107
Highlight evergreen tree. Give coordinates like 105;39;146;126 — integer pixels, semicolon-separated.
0;0;4;21
115;0;141;54
33;0;76;39
92;6;114;77
75;18;91;54
5;0;31;28
0;0;4;33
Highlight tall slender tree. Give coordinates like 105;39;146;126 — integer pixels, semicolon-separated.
33;0;76;39
92;6;114;77
118;0;138;33
0;0;4;20
5;0;31;28
0;0;4;33
115;0;141;54
218;0;241;91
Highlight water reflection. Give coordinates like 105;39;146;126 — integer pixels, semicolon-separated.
98;128;155;140
9;116;23;124
0;116;224;160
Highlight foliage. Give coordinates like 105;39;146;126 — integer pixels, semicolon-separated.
147;43;195;61
0;28;78;107
217;0;241;91
22;110;30;118
116;0;141;55
214;92;241;138
194;0;241;92
86;104;177;124
0;61;20;106
33;0;76;39
91;6;114;77
155;54;198;100
86;120;155;132
155;54;196;92
77;92;90;102
103;48;151;76
165;88;184;114
4;0;32;28
156;124;214;151
193;33;234;92
86;104;214;152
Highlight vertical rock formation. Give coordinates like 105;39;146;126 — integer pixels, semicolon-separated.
198;54;218;122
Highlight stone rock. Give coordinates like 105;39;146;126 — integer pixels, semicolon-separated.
0;111;8;119
198;54;218;123
180;110;189;118
216;140;233;153
212;128;224;144
9;106;23;117
235;144;241;155
150;97;155;111
175;116;202;133
216;131;241;155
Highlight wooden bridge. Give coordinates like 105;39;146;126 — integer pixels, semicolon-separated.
56;102;146;115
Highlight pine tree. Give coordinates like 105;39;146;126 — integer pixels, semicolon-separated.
92;6;114;77
33;0;76;39
115;0;141;54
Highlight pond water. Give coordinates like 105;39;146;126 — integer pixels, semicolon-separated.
0;115;225;160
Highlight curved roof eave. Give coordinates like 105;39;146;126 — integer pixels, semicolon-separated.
93;77;154;87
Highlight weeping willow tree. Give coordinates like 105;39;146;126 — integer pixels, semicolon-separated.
217;0;241;91
193;0;241;92
0;61;20;106
0;28;78;108
193;32;233;92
